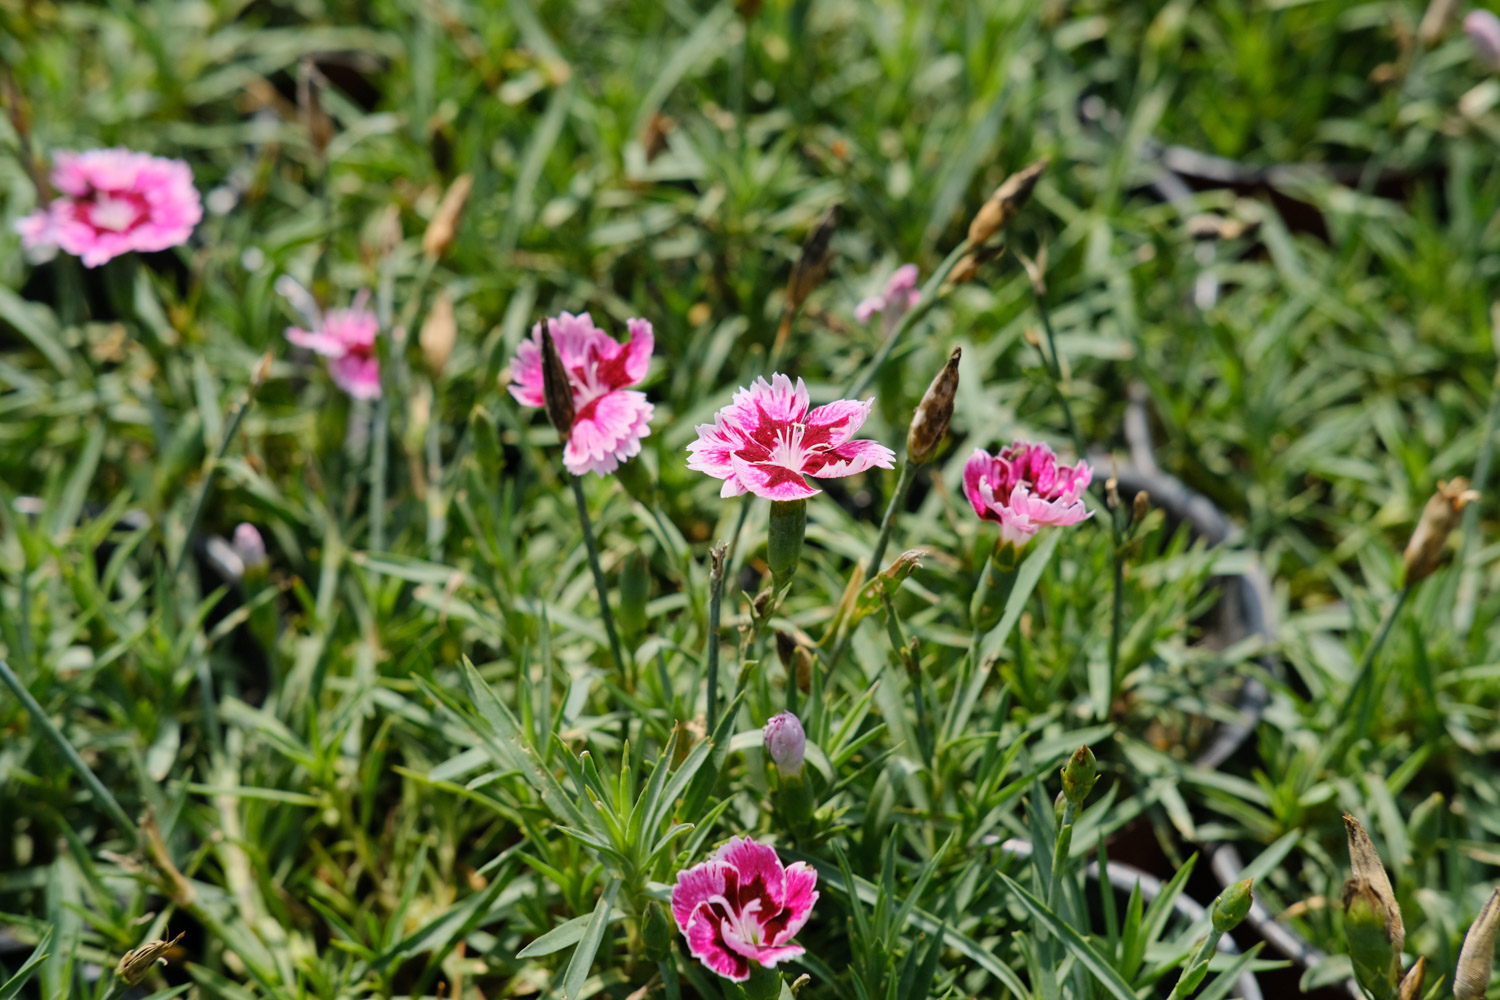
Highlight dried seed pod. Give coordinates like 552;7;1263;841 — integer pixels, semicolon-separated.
419;289;456;377
423;173;474;259
775;629;797;671
1132;489;1151;523
116;932;185;985
785;202;840;312
539;326;576;434
968;158;1048;246
794;645;813;694
1403;477;1479;586
1398;956;1426;1000
1456;887;1500;1000
907;347;961;464
1343;878;1403;1000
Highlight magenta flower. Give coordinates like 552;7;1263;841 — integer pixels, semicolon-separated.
671;836;818;981
854;263;921;325
963;441;1093;546
16;148;202;267
286;293;382;401
763;712;806;778
687;374;895;501
509;312;654;477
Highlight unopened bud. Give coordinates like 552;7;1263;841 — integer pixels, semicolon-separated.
794;646;813;694
233;523;268;572
1403;478;1478;586
1106;476;1121;510
763;711;806;778
1398;956;1426;1000
907;347;961;464
1060;745;1099;806
1344;813;1405;959
116;932;184;985
1456;887;1500;1000
709;542;728;585
949;253;980;285
968;158;1048;246
785;202;840;311
539;326;576;436
1419;0;1459;47
1132;490;1150;523
419;289;457;377
1211;878;1253;933
423;173;473;259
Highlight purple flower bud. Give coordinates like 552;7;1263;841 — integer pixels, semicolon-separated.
233;523;267;571
1467;10;1500;70
763;711;806;778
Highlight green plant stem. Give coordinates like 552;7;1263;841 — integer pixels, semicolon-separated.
0;656;136;840
706;551;726;735
846;239;970;399
826;458;918;670
1164;930;1224;1000
171;382;258;584
570;475;628;687
1107;511;1126;715
1032;287;1083;460
1339;585;1412;746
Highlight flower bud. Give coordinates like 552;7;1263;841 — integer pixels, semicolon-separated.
968;158;1048;246
785;202;840;312
1132;489;1150;523
1211;878;1253;934
767;499;807;589
1468;10;1500;69
115;932;185;985
1398;956;1426;1000
539;326;576;436
419;289;456;377
949;253;980;286
1345;812;1404;955
1404;477;1478;585
1456;887;1500;1000
1060;745;1099;807
233;523;268;572
423;173;473;259
763;711;806;778
907;347;961;465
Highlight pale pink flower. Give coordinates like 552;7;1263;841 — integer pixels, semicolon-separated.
763;712;806;778
232;523;268;570
854;263;921;325
286;292;382;401
1467;10;1500;70
671;836;818;982
687;374;895;501
963;441;1093;546
509;312;654;477
16;148;202;267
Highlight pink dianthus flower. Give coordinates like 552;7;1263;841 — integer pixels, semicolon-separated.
671;836;818;982
854;263;921;325
963;441;1093;546
509;311;654;477
285;292;382;401
687;374;895;501
16;148;202;267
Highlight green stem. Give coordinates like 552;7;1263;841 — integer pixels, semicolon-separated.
0;656;136;839
570;475;628;686
171;382;258;583
1165;931;1224;1000
826;458;918;670
1107;522;1126;716
706;548;727;734
1032;287;1084;460
846;239;971;399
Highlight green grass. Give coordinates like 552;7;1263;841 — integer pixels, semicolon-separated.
2;1;1500;998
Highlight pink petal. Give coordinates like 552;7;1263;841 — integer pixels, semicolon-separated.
622;318;654;384
763;861;819;946
546;312;612;370
854;296;884;323
728;374;810;427
684;904;751;981
686;415;744;481
963;448;1001;523
508;336;546;408
563;390;653;477
805;438;896;479
729;454;820;501
286;327;346;357
672;859;731;932
713;837;789;914
803;397;873;450
329;354;382;400
885;263;919;298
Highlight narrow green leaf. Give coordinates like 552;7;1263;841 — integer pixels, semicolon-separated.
561;879;621;1000
0;927;51;1000
999;873;1141;1000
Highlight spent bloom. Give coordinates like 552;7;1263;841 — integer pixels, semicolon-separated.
285;291;382;401
509;312;654;477
17;148;202;267
687;374;895;500
671;836;818;981
763;712;806;778
855;263;921;325
964;441;1092;546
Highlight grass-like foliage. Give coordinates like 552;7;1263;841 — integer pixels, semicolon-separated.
2;1;1500;999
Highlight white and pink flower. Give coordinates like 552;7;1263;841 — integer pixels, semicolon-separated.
286;293;382;401
671;836;818;982
854;263;921;325
509;311;654;477
963;441;1093;546
16;148;202;267
687;374;895;501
